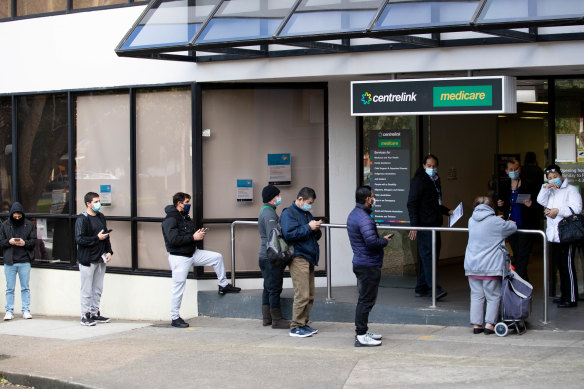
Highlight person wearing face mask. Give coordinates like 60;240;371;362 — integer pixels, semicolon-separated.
280;187;322;338
347;186;392;347
75;192;113;326
162;192;240;328
496;158;541;282
407;154;452;300
537;164;582;308
258;185;290;329
0;202;36;321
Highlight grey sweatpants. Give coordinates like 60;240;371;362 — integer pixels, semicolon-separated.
79;262;106;317
168;250;228;320
468;277;501;326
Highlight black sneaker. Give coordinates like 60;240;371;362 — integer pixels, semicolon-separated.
218;283;241;295
436;290;448;300
80;313;96;327
91;311;111;323
171;317;189;328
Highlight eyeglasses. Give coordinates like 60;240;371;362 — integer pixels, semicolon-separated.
545;168;558;174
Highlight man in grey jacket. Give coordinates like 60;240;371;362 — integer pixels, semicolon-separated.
258;185;290;329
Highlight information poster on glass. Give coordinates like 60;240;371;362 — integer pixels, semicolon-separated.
368;129;410;224
236;179;253;202
100;184;112;206
268;153;291;185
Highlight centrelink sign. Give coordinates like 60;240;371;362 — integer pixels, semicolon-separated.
351;76;516;116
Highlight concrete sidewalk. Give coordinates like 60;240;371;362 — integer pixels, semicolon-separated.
1;316;584;389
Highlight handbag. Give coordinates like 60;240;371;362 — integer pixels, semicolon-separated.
266;226;294;267
558;207;584;243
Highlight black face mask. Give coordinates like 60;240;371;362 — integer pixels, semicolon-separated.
11;216;24;226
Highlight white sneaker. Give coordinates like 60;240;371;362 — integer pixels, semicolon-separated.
365;331;382;340
4;312;14;321
355;333;382;347
22;311;32;319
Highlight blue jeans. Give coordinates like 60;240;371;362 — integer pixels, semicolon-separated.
4;262;31;313
259;257;285;309
415;231;442;294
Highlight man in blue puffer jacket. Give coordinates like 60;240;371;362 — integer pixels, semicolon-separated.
347;185;392;347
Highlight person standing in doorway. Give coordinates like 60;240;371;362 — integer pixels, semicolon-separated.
258;185;290;329
347;186;392;347
162;192;241;329
497;158;540;282
281;187;322;338
1;202;36;321
75;192;113;326
407;154;452;300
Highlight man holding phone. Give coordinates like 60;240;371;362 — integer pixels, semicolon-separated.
75;192;113;326
347;186;392;347
162;192;240;329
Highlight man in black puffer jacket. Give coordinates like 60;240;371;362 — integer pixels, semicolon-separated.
162;192;240;329
407;154;452;301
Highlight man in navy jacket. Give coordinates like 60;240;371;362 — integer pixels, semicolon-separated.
281;187;322;338
347;186;392;347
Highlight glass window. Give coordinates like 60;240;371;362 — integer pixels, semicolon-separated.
196;0;296;44
18;94;68;215
17;0;67;16
118;0;220;51
279;0;383;37
76;92;131;217
136;87;192;218
0;97;12;217
202;88;326;272
477;0;584;24
34;218;74;263
106;220;132;268
373;0;480;31
72;0;128;9
0;0;10;18
137;221;169;271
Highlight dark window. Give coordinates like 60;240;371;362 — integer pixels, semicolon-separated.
0;97;13;218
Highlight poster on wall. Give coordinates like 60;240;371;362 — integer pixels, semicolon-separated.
557;163;583;193
236;179;253;202
556;134;577;163
268;153;291;185
368;129;410;224
100;185;112;206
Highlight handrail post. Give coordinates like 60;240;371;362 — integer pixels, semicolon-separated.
230;222;236;286
430;229;437;308
542;231;548;324
326;224;334;302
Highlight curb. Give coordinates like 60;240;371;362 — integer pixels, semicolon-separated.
1;371;91;389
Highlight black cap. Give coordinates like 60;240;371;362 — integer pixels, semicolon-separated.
262;185;280;203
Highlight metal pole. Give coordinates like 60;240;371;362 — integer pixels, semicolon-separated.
230;222;236;286
326;225;334;302
431;229;437;308
542;231;548;324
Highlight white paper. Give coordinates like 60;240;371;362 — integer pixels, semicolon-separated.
449;202;463;227
556;134;576;162
515;194;531;204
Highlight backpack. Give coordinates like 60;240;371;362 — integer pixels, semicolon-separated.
262;206;294;267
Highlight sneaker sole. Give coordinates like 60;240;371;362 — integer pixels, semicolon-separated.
94;319;110;323
289;332;312;338
354;340;382;347
80;322;97;326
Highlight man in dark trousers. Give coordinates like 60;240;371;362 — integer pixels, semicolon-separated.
497;158;541;282
162;192;240;329
407;154;452;300
75;192;113;326
347;186;392;347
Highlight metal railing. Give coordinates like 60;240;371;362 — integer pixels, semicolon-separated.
230;221;549;324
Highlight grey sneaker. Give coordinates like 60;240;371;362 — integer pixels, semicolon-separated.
355;333;382;347
354;331;382;341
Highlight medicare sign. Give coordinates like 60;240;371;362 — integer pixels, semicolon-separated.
351;76;516;116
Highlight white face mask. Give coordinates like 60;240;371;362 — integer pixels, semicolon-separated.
371;197;376;206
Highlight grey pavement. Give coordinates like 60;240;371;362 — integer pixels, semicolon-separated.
1;316;584;389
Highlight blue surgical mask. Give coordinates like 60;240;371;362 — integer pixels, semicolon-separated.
183;203;191;213
508;171;520;180
92;202;101;212
549;178;562;187
274;197;282;207
300;202;312;212
425;168;437;177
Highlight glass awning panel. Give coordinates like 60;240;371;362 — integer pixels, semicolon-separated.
278;0;385;37
372;0;481;32
195;0;297;44
476;0;584;24
118;0;220;51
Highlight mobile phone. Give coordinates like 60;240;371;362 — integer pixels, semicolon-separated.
203;227;209;232
103;229;112;234
386;233;395;239
14;238;22;242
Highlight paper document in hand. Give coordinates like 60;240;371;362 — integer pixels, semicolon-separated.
515;194;531;203
449;202;463;227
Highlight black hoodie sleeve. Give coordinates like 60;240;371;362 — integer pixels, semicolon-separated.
23;221;37;250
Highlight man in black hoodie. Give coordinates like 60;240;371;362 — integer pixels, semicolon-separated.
407;154;452;300
162;192;240;328
0;202;36;321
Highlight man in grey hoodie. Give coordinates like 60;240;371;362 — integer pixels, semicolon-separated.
465;196;517;335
